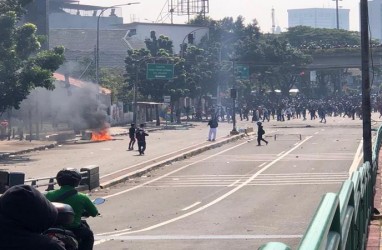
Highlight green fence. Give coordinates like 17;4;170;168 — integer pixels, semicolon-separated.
259;124;382;250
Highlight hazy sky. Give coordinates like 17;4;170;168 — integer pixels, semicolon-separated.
79;0;360;32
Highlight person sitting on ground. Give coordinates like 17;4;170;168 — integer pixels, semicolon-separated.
0;184;66;250
46;169;99;250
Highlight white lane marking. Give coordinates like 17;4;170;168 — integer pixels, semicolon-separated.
96;234;303;240
96;228;132;236
314;132;319;135
95;136;313;244
277;151;285;156
102;140;252;199
294;142;299;146
181;202;201;211
228;180;240;187
258;163;266;168
100;141;211;178
348;139;363;174
144;182;344;188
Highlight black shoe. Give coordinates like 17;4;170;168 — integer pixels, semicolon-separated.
266;141;268;145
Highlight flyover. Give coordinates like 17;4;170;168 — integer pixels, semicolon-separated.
305;47;382;70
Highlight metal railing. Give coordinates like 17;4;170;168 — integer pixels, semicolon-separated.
25;171;90;191
259;124;382;250
0;166;100;193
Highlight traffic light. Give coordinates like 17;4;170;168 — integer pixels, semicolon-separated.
187;33;194;44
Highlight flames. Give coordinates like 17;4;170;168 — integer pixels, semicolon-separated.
91;129;112;141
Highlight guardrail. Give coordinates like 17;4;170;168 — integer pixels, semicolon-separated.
0;165;100;193
259;123;382;250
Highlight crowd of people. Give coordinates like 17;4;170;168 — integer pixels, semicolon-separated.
209;93;381;124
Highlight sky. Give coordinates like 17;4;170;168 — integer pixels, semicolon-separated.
79;0;360;32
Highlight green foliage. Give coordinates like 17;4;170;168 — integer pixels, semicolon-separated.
144;31;173;56
0;0;32;18
0;2;65;113
123;15;366;105
283;26;361;49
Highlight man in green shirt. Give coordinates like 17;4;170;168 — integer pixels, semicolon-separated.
46;169;99;250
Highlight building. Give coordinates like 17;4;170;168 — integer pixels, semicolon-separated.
25;0;209;69
368;0;382;41
288;8;350;30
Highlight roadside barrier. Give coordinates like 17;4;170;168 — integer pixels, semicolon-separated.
0;165;100;193
258;124;382;250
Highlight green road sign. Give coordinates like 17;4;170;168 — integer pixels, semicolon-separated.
146;63;174;80
235;64;249;80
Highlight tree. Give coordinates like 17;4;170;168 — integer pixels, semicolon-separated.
0;1;65;113
283;26;362;51
257;36;312;96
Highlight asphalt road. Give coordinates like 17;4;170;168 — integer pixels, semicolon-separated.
90;119;367;250
0;115;378;249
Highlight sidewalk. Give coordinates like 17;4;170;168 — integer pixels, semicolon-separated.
367;149;382;249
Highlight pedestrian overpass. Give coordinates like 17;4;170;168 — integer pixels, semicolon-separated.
305;47;382;69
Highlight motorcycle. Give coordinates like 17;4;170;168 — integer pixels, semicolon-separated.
44;198;105;250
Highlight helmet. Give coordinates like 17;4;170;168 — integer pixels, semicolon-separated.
56;168;82;187
257;121;262;125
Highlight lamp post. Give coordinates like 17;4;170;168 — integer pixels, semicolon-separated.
96;2;140;84
332;0;342;29
230;58;239;135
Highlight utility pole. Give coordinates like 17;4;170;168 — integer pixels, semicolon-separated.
96;2;140;84
335;0;340;29
360;0;372;164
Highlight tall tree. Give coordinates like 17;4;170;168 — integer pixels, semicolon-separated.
283;26;362;50
258;36;312;95
0;0;65;113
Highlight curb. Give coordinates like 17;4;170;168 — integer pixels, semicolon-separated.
0;142;58;160
0;126;181;159
100;131;254;189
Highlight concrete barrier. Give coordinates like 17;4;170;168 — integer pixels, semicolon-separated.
80;165;100;190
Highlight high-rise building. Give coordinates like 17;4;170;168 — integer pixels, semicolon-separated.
368;0;382;41
288;8;350;30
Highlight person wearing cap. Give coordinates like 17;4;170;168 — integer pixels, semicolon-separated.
256;121;268;146
0;185;66;250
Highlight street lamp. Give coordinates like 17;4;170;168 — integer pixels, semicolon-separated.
96;2;140;84
332;0;342;29
230;57;239;135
